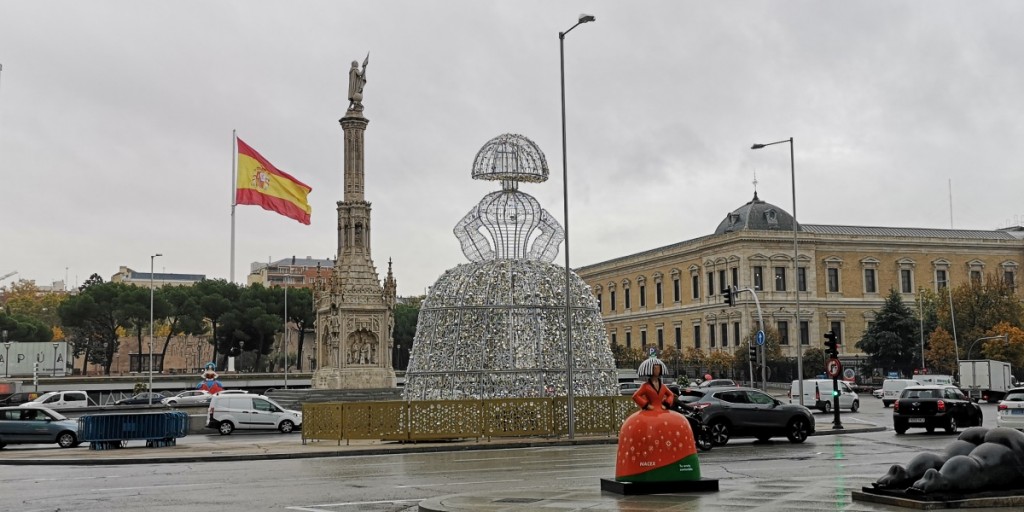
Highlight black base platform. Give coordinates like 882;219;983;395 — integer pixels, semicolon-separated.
600;477;719;495
853;486;1024;509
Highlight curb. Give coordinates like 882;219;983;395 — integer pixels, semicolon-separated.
0;426;885;466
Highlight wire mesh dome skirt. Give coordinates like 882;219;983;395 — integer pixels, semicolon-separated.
403;259;618;400
471;133;549;183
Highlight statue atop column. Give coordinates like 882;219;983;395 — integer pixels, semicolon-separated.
348;54;369;111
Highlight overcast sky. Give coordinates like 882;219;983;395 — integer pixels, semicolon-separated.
2;1;1023;297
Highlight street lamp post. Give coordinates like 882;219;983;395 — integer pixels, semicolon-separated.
751;138;800;402
967;335;1009;360
149;253;162;405
3;330;10;378
559;12;595;441
52;342;59;377
918;288;926;370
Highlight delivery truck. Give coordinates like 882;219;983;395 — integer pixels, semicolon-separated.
958;359;1013;402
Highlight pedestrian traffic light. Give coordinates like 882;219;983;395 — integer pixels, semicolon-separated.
748;344;757;362
824;331;839;357
723;286;735;307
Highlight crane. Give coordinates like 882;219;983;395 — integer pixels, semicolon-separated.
0;270;17;282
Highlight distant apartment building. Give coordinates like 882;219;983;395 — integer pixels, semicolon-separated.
111;266;205;287
247;256;334;289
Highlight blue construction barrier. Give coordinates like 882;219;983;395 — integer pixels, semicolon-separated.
78;412;189;450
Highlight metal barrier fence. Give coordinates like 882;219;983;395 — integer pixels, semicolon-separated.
78;411;190;450
301;396;635;445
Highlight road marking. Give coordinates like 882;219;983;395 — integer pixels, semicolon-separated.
396;478;523;488
93;482;216;492
286;499;422;511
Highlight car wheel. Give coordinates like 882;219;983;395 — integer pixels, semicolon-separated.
850;400;859;413
57;431;77;449
944;416;958;434
166;400;177;406
218;421;235;435
708;420;730;446
279;420;295;434
925;426;935;434
821;401;831;414
894;419;908;435
883;401;891;408
786;417;810;443
755;434;772;443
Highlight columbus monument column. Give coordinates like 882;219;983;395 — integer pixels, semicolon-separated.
312;55;398;389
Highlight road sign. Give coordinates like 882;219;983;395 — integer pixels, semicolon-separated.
826;358;842;378
843;368;855;382
755;330;765;346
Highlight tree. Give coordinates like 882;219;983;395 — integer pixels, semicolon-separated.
1;280;66;329
120;284;170;359
977;322;1024;371
925;327;957;375
705;351;734;377
282;286;314;370
58;275;134;375
193;279;241;366
938;277;1024;359
801;347;828;379
392;301;420;371
856;289;920;377
157;285;208;360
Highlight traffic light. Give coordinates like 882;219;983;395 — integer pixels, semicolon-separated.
824;331;839;357
748;344;757;362
723;286;735;307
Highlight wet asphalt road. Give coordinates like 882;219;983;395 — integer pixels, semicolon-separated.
0;397;1009;511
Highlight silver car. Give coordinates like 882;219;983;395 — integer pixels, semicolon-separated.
0;405;80;449
162;390;212;406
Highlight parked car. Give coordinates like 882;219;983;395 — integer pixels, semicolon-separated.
214;389;250;395
881;379;921;408
789;379;860;413
162;390;212;406
619;382;641;396
697;379;738;388
0;391;40;407
996;387;1024;431
872;389;884;399
893;384;983;435
115;392;169;406
676;386;815;445
0;405;80;449
207;393;302;435
27;390;89;410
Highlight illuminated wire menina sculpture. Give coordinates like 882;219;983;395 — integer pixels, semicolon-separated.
403;133;618;400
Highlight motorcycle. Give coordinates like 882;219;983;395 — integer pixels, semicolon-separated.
673;402;713;452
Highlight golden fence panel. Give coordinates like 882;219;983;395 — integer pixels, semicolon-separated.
301;403;344;444
551;396;633;436
481;397;553;439
343;401;409;442
301;395;639;443
407;400;482;441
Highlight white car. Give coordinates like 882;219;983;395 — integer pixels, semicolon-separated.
215;389;249;395
996;387;1024;430
162;390;212;406
207;394;301;435
872;389;884;399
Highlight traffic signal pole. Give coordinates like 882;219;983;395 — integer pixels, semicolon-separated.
824;331;843;429
727;286;766;390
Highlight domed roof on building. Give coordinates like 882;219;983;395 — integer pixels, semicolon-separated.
714;192;800;235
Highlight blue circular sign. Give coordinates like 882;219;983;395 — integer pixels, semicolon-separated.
756;330;766;346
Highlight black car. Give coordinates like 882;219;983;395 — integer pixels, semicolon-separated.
0;392;41;407
114;392;169;406
676;386;815;445
893;384;983;435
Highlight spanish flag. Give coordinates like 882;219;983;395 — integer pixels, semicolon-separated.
235;138;312;225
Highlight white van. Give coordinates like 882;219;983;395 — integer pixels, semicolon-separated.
207;394;301;435
27;391;89;410
914;374;955;386
789;379;860;413
881;379;920;407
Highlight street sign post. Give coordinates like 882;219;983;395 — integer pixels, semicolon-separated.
826;358;842;378
755;330;765;346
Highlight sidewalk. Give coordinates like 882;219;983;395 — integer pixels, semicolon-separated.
0;415;884;466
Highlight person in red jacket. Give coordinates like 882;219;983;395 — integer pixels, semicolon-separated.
632;356;675;411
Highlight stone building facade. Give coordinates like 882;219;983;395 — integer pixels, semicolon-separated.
576;193;1024;369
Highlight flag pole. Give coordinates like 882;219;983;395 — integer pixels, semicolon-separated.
230;130;237;284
